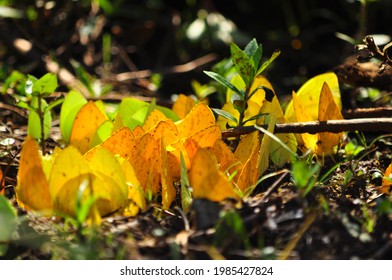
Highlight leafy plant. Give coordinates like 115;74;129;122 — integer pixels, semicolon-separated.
0;195;18;256
11;73;61;154
291;158;321;197
204;39;279;128
214;208;250;250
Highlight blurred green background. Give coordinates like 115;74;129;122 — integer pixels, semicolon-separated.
0;0;391;100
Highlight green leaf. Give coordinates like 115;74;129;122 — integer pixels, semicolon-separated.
244;38;259;57
156;105;180;122
46;97;64;112
291;159;320;196
243;112;268;125
60;90;87;143
256;49;280;76
28;97;51;140
147;97;157;118
2;70;26;94
91;120;113;147
230;42;255;87
32;73;58;97
180;153;192;213
214;209;250;249
244;39;263;70
75;178;97;225
15;100;30;110
0;195;18;256
204;71;242;97
212;108;238;124
0;196;17;241
70;59;95;96
119;97;150;129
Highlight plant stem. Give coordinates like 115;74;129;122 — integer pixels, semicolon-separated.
38;95;46;155
358;0;367;40
237;84;252;127
222;118;392;138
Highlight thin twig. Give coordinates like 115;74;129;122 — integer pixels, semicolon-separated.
222;118;392;138
111;54;217;81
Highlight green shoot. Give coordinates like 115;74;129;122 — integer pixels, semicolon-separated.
204;38;279;128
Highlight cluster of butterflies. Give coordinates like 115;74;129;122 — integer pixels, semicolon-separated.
16;72;348;223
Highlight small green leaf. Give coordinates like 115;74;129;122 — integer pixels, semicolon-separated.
60;90;87;143
2;70;26;94
28;97;51;140
15;100;30;110
75;178;97;225
204;71;242;97
256;49;281;76
212;108;238;124
243;112;268;125
46;97;64;112
118;98;149;128
156;105;180;122
180;152;192;213
91;120;113;147
0;195;17;241
0;195;18;256
244;38;259;57
230;42;255;87
32;73;58;97
244;39;263;70
214;209;250;249
147;97;157;117
70;59;95;96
